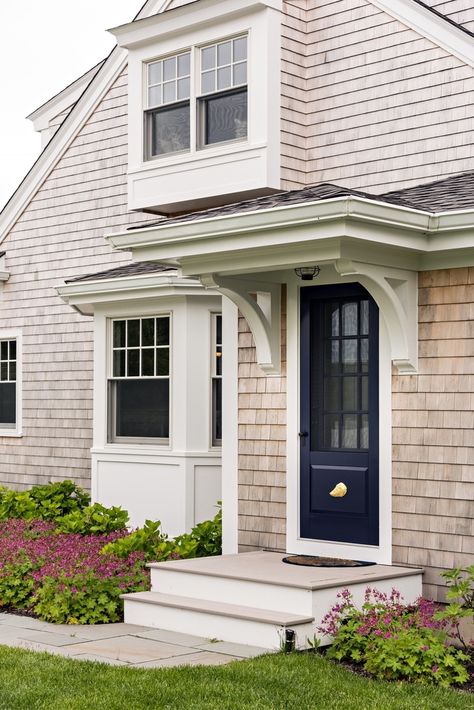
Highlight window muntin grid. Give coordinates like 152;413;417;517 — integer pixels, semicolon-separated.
0;340;16;383
200;36;247;95
112;317;170;379
147;52;191;108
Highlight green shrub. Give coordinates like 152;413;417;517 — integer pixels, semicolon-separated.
435;565;474;648
318;587;469;688
0;558;35;609
33;564;148;625
0;481;90;522
101;519;166;561
102;505;222;562
55;503;129;535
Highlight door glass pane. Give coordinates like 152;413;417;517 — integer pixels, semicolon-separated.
343;377;358;411
360;414;369;449
342;339;357;373
325;341;339;374
325;302;339;336
360;300;369;335
324;378;340;412
361;376;369;411
342;414;358;448
324;414;340;448
342;302;358;335
360;339;369;373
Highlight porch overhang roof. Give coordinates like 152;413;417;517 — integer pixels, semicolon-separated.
106;196;474;276
56;272;205;316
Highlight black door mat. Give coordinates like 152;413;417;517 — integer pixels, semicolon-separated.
282;555;376;568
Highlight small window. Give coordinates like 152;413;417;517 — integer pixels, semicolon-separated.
108;317;170;442
199;37;248;147
0;339;16;429
146;52;191;157
211;314;222;446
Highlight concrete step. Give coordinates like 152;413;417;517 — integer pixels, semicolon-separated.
122;591;315;650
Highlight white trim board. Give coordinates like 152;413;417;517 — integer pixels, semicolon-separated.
369;0;474;69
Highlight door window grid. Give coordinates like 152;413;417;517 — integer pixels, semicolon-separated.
318;299;370;451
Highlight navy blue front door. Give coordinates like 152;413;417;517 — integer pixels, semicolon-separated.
300;284;379;546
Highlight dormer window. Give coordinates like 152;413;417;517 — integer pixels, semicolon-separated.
199;36;248;147
146;51;191;157
144;35;248;160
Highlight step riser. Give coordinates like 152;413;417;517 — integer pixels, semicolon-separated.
150;569;313;615
124;600;314;650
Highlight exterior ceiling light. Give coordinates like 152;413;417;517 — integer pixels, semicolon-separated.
294;266;320;281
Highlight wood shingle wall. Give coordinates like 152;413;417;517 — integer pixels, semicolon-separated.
238;291;287;551
281;0;474;193
0;68;155;490
393;267;474;601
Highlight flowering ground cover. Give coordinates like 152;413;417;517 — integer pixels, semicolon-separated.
0;519;149;624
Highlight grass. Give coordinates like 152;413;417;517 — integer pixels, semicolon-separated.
0;646;472;710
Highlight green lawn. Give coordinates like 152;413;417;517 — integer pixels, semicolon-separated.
0;647;471;710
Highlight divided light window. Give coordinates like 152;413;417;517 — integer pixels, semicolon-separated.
211;314;222;446
0;339;16;429
146;52;191;157
199;36;247;147
144;35;248;158
108;317;170;442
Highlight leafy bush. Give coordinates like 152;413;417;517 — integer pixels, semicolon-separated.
55;503;129;535
0;519;149;623
102;505;222;562
318;587;469;687
0;481;90;522
435;565;474;649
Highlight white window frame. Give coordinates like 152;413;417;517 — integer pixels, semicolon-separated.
144;33;248;161
210;313;222;448
107;315;171;445
0;329;22;437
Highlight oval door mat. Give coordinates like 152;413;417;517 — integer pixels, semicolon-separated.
282;555;376;568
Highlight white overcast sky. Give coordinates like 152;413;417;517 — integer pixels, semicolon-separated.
0;1;138;210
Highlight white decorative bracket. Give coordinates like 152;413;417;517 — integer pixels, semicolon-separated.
201;274;281;375
335;259;418;373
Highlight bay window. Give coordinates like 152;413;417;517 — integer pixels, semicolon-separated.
108;316;170;442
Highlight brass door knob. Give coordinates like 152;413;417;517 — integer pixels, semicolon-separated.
329;482;347;498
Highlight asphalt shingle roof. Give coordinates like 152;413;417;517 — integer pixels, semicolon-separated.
381;171;474;212
65;261;177;284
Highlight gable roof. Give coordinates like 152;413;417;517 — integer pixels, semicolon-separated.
1;0;474;244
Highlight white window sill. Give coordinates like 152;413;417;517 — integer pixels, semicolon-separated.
0;430;22;438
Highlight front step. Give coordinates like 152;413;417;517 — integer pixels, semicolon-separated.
122;591;314;650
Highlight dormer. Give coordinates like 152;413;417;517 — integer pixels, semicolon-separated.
109;0;282;215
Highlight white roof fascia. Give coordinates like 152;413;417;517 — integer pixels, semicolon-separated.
0;0;172;245
369;0;474;68
27;62;104;133
57;272;208;315
106;195;474;267
109;0;282;49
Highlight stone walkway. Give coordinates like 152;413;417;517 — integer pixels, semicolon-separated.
0;613;268;668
